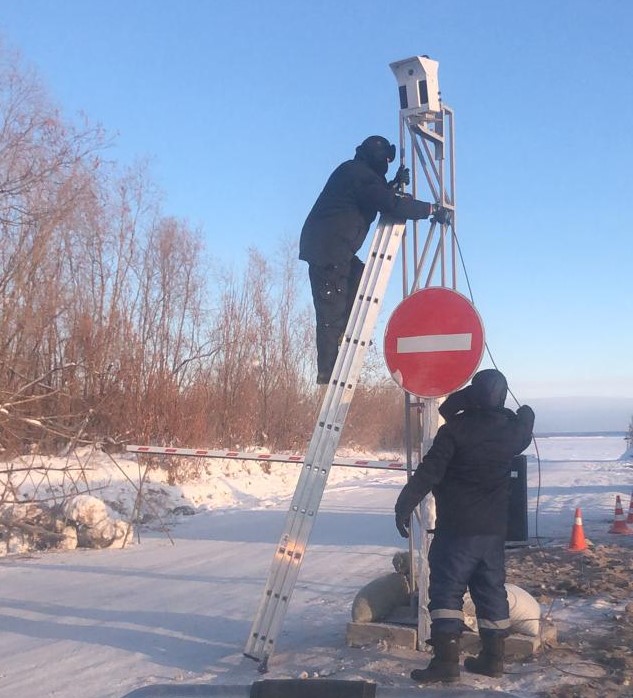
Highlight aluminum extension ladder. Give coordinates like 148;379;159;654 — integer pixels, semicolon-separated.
243;214;406;670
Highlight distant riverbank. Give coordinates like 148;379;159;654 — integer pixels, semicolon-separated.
535;431;627;438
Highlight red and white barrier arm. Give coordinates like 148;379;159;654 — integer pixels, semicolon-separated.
126;444;406;471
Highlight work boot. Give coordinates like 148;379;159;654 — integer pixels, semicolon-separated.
410;633;460;684
464;633;505;678
316;372;332;385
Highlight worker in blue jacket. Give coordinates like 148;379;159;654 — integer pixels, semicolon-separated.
299;135;449;384
395;369;535;683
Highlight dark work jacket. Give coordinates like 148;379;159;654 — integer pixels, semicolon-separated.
299;156;432;267
408;406;535;536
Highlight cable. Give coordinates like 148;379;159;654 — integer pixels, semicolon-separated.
452;229;543;546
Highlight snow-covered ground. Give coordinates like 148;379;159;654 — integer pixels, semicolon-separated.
0;434;631;698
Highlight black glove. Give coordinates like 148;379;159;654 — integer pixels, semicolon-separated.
390;165;410;189
430;204;451;226
516;404;535;425
517;404;535;418
395;483;421;538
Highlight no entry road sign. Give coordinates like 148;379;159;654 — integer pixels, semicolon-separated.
383;287;485;398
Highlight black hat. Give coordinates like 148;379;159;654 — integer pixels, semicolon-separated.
471;369;508;408
356;136;396;163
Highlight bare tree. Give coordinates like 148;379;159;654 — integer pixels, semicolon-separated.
0;42;108;450
0;40;406;462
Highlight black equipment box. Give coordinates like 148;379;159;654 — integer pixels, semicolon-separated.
507;454;528;544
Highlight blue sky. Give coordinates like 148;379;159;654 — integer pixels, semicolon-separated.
2;0;632;402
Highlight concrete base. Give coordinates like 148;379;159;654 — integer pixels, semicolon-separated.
346;621;418;650
346;615;557;659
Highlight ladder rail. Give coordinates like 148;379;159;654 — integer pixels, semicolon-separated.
244;216;405;664
244;217;402;661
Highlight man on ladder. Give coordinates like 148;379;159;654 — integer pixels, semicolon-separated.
299;135;450;384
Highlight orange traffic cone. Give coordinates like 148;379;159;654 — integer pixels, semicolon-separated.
608;495;633;535
568;507;588;551
626;492;633;525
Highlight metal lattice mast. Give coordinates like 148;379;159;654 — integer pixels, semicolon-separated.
390;56;458;647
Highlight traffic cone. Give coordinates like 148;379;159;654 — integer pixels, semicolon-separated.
568;507;588;552
626;491;633;525
608;495;633;535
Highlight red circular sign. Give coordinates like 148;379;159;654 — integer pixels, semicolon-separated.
383;287;485;398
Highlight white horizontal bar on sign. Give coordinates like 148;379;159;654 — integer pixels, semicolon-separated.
397;332;472;353
126;445;406;471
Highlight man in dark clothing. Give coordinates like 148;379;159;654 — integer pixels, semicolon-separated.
394;369;535;684
299;135;449;384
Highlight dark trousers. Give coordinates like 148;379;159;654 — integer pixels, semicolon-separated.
308;256;364;377
427;531;510;637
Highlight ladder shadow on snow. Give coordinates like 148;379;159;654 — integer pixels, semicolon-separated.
0;598;248;672
165;509;404;547
0;558;268;587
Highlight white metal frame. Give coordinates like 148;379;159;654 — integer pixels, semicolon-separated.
391;55;458;648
